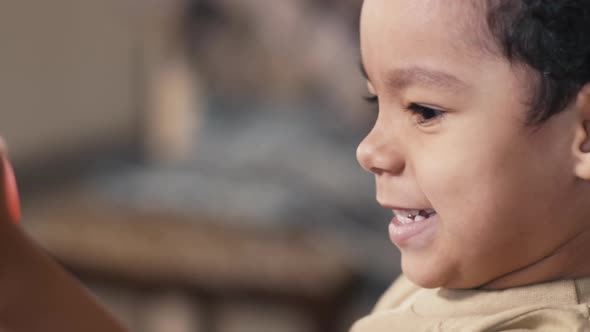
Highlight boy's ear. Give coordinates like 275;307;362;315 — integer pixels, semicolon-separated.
572;84;590;180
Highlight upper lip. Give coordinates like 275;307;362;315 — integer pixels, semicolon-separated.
378;202;432;211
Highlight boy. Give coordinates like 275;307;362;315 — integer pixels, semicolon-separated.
352;1;590;330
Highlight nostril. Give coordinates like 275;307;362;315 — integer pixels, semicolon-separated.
370;167;384;176
359;148;406;176
357;129;406;175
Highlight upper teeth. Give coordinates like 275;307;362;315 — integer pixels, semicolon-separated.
393;209;436;224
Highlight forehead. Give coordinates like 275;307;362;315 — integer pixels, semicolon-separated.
360;0;493;76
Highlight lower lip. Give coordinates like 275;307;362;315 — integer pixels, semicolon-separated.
389;213;439;249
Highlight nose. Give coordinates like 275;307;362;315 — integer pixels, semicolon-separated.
356;124;406;176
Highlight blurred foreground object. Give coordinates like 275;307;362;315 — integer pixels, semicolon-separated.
0;222;129;332
0;149;127;332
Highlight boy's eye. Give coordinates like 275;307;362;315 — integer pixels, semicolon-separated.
362;96;445;125
406;103;445;125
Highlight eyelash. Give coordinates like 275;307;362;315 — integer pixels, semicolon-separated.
363;95;445;125
364;95;379;105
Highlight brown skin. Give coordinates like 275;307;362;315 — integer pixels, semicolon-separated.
0;143;128;332
357;0;590;290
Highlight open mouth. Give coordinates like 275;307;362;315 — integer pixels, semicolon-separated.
389;208;439;248
392;209;437;224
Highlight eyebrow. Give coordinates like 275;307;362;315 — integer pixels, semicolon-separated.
360;61;470;93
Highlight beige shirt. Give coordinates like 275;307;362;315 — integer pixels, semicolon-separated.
350;275;590;331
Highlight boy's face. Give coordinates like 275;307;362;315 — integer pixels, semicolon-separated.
358;0;587;288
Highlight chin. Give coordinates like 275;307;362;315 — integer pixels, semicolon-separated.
401;256;451;289
404;261;490;290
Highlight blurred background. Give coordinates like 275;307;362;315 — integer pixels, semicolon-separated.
0;1;400;331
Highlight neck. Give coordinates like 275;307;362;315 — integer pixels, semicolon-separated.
481;226;590;290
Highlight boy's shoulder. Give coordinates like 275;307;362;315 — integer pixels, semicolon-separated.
351;275;590;332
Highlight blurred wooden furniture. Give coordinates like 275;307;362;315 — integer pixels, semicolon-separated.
24;190;359;332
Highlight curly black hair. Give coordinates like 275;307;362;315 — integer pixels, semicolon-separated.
486;0;590;124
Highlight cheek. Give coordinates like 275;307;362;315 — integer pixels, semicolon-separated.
415;116;576;259
413;122;514;219
416;142;512;237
